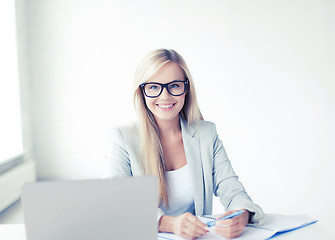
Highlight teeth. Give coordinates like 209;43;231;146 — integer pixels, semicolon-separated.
158;104;173;109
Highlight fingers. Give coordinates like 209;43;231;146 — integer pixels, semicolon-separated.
216;210;235;220
214;221;244;240
183;214;209;238
216;215;240;227
192;214;210;230
216;209;249;226
184;216;209;236
174;213;209;239
214;210;249;239
214;224;245;239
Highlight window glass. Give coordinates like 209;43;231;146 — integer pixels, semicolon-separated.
0;1;23;164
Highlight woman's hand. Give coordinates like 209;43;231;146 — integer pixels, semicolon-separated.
159;212;209;240
213;209;249;239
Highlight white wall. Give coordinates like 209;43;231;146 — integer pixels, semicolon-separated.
16;0;334;236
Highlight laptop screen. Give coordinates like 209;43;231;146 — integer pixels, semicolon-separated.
21;176;158;240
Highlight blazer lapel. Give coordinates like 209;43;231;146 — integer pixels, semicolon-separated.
180;118;204;216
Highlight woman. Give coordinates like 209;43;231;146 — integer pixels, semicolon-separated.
106;49;264;239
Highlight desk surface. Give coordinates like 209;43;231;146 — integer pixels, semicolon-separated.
0;222;334;240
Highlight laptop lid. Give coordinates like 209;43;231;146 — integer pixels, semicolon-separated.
21;176;158;240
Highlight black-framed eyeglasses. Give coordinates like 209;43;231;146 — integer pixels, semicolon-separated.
140;80;188;98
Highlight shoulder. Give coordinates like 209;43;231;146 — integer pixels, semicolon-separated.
194;120;218;136
186;120;221;152
181;117;218;136
196;120;216;129
181;119;218;143
109;122;140;144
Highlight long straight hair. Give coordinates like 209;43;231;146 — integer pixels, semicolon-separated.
133;49;203;206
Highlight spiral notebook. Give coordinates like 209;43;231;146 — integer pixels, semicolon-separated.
157;213;318;240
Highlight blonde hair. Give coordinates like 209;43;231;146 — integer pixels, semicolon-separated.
133;49;203;206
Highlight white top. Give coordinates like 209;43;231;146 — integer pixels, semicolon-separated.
159;164;195;216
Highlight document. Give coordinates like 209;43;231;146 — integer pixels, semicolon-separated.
157;213;317;240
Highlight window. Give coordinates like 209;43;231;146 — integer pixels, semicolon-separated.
0;1;23;169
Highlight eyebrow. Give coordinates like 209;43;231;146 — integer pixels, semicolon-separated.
144;80;186;84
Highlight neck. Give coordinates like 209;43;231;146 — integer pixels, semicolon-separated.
156;116;181;138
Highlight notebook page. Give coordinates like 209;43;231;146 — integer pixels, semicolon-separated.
158;216;276;240
238;225;276;240
253;214;318;232
157;214;317;240
158;225;275;240
198;216;276;240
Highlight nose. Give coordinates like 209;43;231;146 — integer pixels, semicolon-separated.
159;86;171;98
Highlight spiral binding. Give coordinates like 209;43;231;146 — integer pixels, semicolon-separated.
200;215;216;220
246;224;274;232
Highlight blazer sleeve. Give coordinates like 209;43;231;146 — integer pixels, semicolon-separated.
104;128;132;178
105;127;165;222
211;123;265;224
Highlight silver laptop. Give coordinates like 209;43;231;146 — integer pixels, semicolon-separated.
21;176;158;240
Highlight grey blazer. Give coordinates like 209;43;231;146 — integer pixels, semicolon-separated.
105;117;264;224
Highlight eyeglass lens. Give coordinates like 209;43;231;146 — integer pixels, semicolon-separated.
144;81;186;97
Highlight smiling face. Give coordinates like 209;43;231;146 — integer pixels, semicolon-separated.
143;62;187;125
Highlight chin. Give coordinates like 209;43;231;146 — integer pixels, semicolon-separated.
154;113;180;123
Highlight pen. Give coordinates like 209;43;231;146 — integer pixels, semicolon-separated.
206;210;245;227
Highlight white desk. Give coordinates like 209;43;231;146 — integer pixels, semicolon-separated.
0;225;25;240
0;222;333;240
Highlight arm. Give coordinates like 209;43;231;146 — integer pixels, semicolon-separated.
211;123;264;224
104;128;132;178
104;127;170;223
